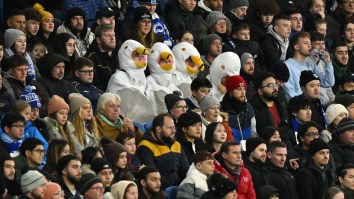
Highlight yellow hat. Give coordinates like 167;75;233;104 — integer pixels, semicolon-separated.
33;3;54;21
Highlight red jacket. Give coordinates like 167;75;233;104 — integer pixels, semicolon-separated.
214;159;256;199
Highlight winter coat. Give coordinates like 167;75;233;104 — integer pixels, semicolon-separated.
175;131;207;164
136;130;189;189
0;85;15;118
287;144;311;173
243;158;271;194
261;33;284;72
233;39;266;71
329;136;354;169
127;154;141;175
177;164;209;199
37;76;76;103
72;80;103;114
278;119;298;150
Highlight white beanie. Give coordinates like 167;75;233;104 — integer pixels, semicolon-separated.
68;93;91;114
4;29;26;48
21;170;46;193
325;104;348;124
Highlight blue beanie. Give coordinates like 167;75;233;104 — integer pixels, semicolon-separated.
20;85;41;109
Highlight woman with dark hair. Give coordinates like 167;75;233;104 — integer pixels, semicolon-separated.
43;139;70;174
260;126;281;145
324;187;344;199
81;146;104;173
33;3;57;50
204;122;227;153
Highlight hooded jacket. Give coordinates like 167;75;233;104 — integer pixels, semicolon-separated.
177;164;209;199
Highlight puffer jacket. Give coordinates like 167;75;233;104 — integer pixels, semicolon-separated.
177;164;208;199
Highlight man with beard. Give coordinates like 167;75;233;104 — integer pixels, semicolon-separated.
266;141;299;199
20;170;47;199
136;113;189;189
221;75;257;143
250;72;286;133
283;32;334;100
199;34;222;78
136;166;165;199
0;154;21;197
300;71;326;130
57;7;95;57
296;138;334;199
57;154;82;199
86;24;119;91
240;53;256;100
243;137;271;196
331;42;351;92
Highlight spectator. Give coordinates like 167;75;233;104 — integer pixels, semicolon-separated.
72;57;104;113
110;180;138;199
33;3;56;50
57;7;95;57
136;113;189;188
199;34;222;78
213;140;256;198
20;170;47;199
0;68;15;119
323;187;345;199
204;122;229;153
287;8;303;40
335;94;354;119
175;31;194;45
331;42;351;93
6;9;26;32
0;113;26;157
186;77;212;110
116;132;141;175
329;118;354;169
342;21;354;71
176;112;206;164
164;93;188;124
200;173;238;199
337;163;354;198
259;126;282;145
136;166;165;199
76;173;104;199
283;32;334;100
225;0;248;26
81;147;104;171
85;25;118;92
56;154;82;199
0;154;21;197
23;8;41;47
265;141;298;199
261;15;291;71
43;139;71;174
295;138;335;199
96;93;143;142
221;75;257;143
177;151;214;198
147;42;180;114
44;182;63;199
337;73;354;95
90;158;113;193
256;185;280;199
321;104;348;143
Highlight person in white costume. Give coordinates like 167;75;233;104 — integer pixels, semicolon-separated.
147;42;181;114
208;52;241;102
172;42;205;98
107;40;158;123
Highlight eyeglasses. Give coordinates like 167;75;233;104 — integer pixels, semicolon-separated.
11;124;25;129
79;70;94;75
174;106;188;110
304;132;320;138
215;21;226;26
32;149;45;154
140;20;152;26
261;83;279;89
90;186;105;192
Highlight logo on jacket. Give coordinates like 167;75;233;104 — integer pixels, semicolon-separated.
243;176;249;182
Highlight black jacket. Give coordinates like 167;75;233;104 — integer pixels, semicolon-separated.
243;158;271;194
261;33;283;72
287;144;310;173
72;80;104;114
329;135;354;170
175;131;207;164
37;77;76;103
233;38;266;72
278;119;298;150
249;95;287;133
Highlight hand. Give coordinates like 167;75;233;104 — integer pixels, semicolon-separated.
321;50;331;63
319;11;325;19
123;117;135;132
289;158;299;170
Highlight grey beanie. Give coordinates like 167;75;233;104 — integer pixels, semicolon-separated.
205;11;227;28
240;53;254;68
229;0;249;9
4;28;26;48
21;170;46;193
199;95;220;112
202;34;222;54
68;93;91;114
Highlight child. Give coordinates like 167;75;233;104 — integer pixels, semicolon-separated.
116;132;141;175
231;22;266;72
28;42;47;61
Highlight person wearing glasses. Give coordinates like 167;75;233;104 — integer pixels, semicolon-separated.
250;72;287;134
72;57;104;114
37;53;76;103
164;93;188;124
76;173;105;199
0;113;26;157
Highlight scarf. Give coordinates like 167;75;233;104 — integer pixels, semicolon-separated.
98;112;123;128
267;25;289;61
5;48;36;80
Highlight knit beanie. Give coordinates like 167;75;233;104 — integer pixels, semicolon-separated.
164;93;185;112
91;158;112;174
335;94;354;108
4;28;26;48
199;95;220;112
335;118;354;135
101;137;127;166
299;70;320;87
229;0;249;9
96;7;116;20
33;3;54;22
205;11;227;28
309;138;329;156
44;182;61;199
245;137;266;157
225;75;247;94
21;170;46;193
66;7;85;21
76;173;102;195
212;178;237;198
178;111;202;128
20;85;41;109
202;34;222;54
325;104;348;125
111;180;137;199
240;53;254;68
339;73;354;85
273;63;290;83
48;95;70;115
133;7;152;25
68;93;91;114
57;154;79;176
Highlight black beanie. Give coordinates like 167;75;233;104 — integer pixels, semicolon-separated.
335;117;354;135
133;7;152;25
178;111;202;128
66;7;85;21
212;178;237;198
299;70;320;87
57;154;79;176
245;137;266;157
273;63;290;83
90;158;112;174
164;93;185;112
76;173;102;195
309;138;329;156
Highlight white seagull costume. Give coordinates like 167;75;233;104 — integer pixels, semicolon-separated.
107;40;158;123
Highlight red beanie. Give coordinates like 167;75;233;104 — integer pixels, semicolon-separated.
225;75;247;93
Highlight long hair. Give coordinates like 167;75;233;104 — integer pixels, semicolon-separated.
72;107;100;146
49;112;76;153
130;23;158;48
52;33;78;62
45;139;69;173
205;122;223;152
